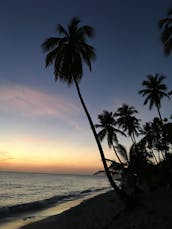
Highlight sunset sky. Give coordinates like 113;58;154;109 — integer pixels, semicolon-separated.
0;0;172;174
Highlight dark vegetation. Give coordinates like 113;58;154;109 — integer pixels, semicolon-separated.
96;82;172;194
95;7;172;196
42;7;172;201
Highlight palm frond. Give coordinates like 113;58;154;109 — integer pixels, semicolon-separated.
78;25;95;37
116;144;129;162
56;24;69;36
42;18;95;85
41;37;61;52
97;129;106;142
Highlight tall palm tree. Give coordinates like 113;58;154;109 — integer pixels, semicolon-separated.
159;8;172;56
139;74;170;122
95;110;126;164
41;18;125;198
114;104;141;144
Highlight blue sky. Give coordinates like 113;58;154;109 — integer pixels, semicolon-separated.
0;0;172;174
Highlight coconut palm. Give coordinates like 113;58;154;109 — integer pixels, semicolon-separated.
139;74;170;122
159;8;172;56
95;110;126;164
141;117;168;162
141;122;160;164
114;104;141;143
41;17;124;198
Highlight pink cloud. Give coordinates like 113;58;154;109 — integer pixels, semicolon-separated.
0;85;80;118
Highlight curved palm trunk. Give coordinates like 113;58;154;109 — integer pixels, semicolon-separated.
112;144;123;164
73;77;127;201
157;107;163;123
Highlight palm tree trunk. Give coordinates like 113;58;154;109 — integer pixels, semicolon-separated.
157;107;163;123
73;77;127;201
113;144;123;164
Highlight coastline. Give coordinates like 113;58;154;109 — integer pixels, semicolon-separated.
20;189;172;229
0;189;112;229
20;190;122;229
1;188;172;229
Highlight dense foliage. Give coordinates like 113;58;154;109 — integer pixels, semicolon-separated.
96;75;172;194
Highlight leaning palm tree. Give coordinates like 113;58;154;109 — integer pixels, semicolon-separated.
139;74;170;122
41;17;125;198
159;8;172;56
95;110;126;164
114;104;141;144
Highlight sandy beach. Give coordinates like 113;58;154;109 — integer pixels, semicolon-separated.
0;190;109;229
18;189;172;229
19;190;122;229
1;188;172;229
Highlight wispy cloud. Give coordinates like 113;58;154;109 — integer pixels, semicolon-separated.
0;85;80;119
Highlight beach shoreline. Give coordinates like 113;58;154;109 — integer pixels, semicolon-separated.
0;189;112;229
19;188;172;229
19;190;122;229
1;188;172;229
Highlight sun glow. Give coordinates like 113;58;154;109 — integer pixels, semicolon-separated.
0;133;103;174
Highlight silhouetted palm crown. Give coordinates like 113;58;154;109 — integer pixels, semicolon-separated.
42;17;95;85
95;110;125;148
139;74;169;111
159;8;172;56
141;121;162;149
114;104;140;139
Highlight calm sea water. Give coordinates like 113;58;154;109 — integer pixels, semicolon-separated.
0;171;110;211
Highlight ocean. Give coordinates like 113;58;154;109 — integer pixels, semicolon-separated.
0;171;110;218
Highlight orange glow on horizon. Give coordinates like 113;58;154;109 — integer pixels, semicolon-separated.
0;159;103;174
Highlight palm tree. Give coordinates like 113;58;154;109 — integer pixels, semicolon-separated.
41;18;125;198
114;104;141;144
139;74;170;122
95;110;126;164
159;8;172;56
141;117;168;162
141;122;159;164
